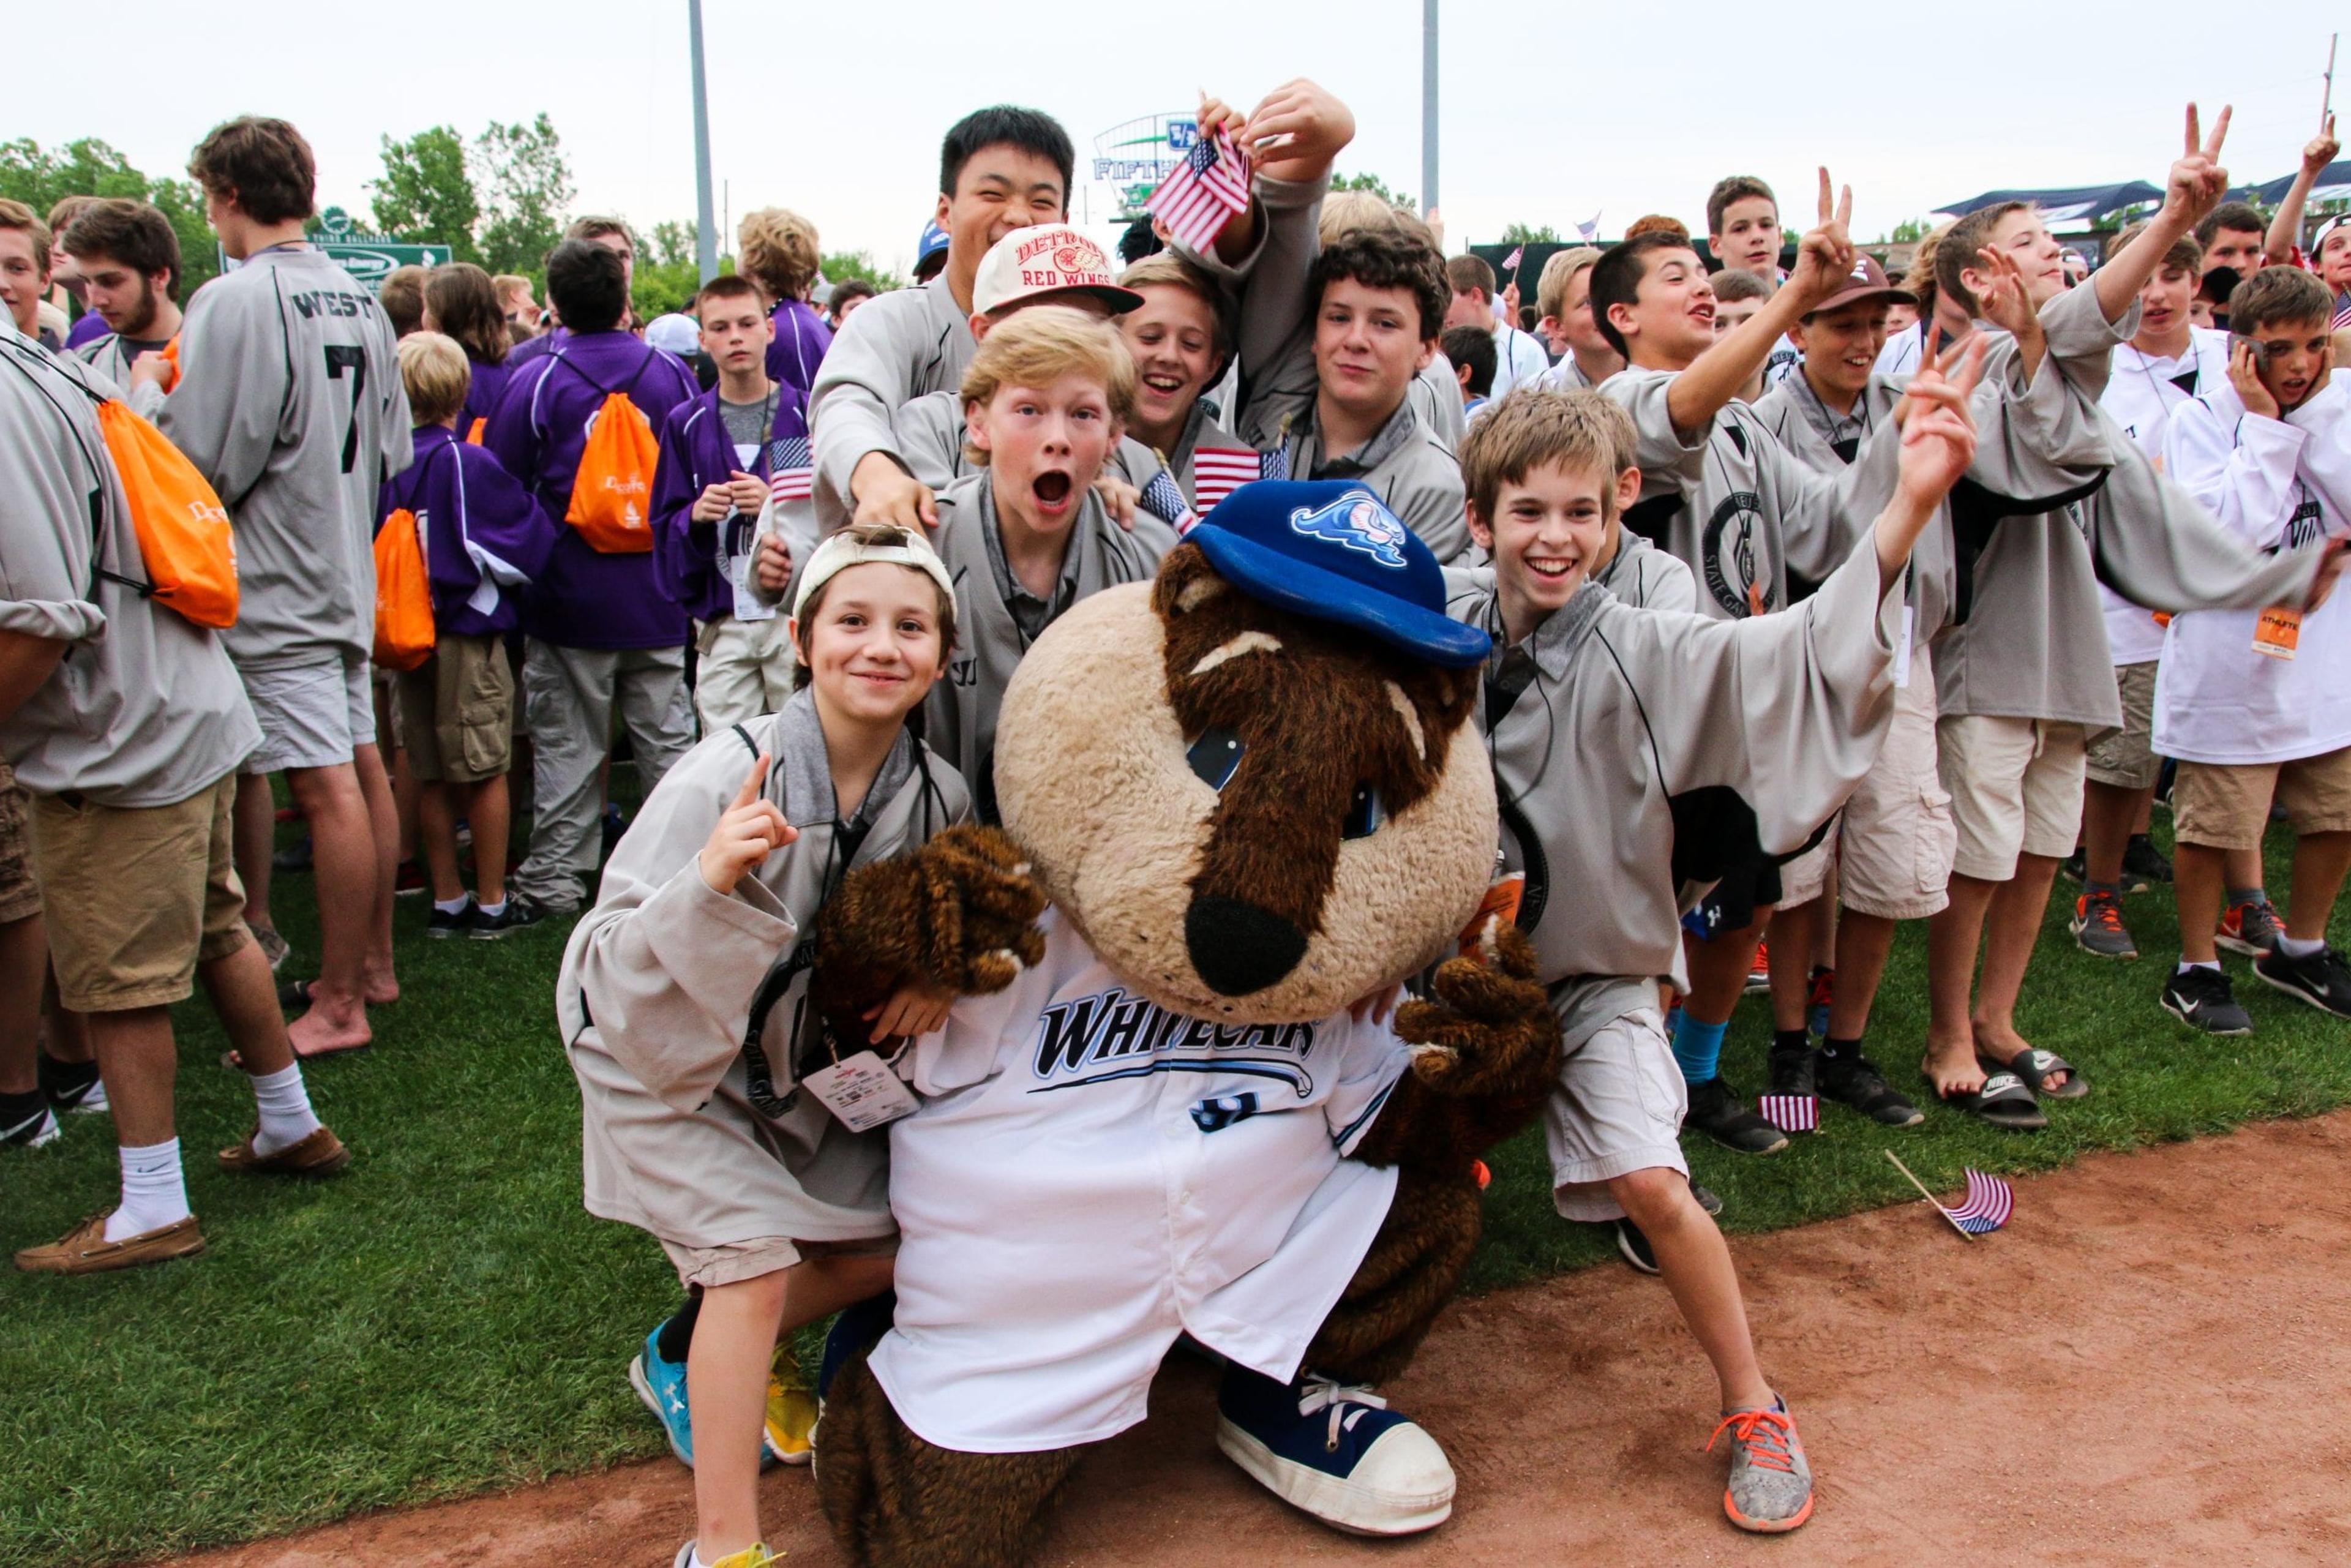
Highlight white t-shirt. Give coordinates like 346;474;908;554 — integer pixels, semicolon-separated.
2097;328;2232;665
2154;380;2351;764
868;907;1408;1452
1873;326;1925;381
1490;325;1554;400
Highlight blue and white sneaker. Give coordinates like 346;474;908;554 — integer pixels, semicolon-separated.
629;1322;695;1469
1214;1365;1454;1536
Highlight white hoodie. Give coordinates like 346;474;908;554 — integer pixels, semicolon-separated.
2154;380;2351;764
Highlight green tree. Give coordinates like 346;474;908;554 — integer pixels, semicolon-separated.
369;126;479;261
0;137;220;294
1883;216;1932;244
474;114;574;276
1331;170;1415;211
821;249;906;293
648;219;698;269
1500;222;1562;244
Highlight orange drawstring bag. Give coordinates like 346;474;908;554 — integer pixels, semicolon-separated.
372;504;435;671
564;391;659;552
92;399;238;628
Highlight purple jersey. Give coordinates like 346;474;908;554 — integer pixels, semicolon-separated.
482;331;701;649
376;426;559;637
652;382;812;621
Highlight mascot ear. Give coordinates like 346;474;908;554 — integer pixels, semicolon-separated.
1151;542;1230;620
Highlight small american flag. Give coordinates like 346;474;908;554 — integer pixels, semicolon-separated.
1257;446;1291;484
768;435;814;503
1944;1168;2014;1234
1138;468;1198;534
1756;1095;1818;1133
2334;298;2351;331
1147;129;1253;253
1502;245;1524;272
1577;212;1601;242
1192;447;1264;512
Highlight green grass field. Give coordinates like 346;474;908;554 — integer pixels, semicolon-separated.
4;817;2348;1565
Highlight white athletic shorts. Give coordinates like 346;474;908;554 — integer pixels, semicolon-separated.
238;654;377;775
1543;978;1689;1222
1937;714;2086;883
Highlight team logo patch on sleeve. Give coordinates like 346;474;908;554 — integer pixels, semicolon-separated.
1288;490;1411;570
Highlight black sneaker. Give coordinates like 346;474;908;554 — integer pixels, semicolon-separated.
2160;966;2253;1036
2122;834;2173;889
272;832;313;873
2252;945;2351;1019
38;1052;108;1116
1817;1051;1924;1127
2058;848;2086;885
426;898;476;939
1684;1076;1789;1155
2;1089;59;1149
1766;1042;1818;1097
469;898;547;939
1615;1218;1660;1275
1616;1175;1721;1275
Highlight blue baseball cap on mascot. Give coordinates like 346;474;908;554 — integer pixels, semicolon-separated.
1187;481;1491;668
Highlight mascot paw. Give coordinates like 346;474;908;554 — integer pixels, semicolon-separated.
915;826;1049;995
1392;918;1559;1098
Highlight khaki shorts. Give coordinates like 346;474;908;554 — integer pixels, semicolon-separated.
397;633;516;783
239;654;377;774
0;760;40;925
659;1232;899;1291
2085;662;2161;792
1938;715;2087;882
31;773;250;1011
2174;748;2351;850
1839;685;1957;920
1542;981;1689;1222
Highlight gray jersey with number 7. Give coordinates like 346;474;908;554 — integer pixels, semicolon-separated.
159;247;411;672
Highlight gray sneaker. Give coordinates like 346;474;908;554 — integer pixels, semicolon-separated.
2069;891;2139;959
2216;896;2283;957
1708;1398;1814;1533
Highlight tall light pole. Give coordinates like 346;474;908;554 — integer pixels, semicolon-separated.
688;0;719;282
1421;0;1439;220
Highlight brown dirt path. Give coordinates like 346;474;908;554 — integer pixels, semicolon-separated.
163;1114;2351;1568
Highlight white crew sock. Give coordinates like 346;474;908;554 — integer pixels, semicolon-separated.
433;895;471;915
2276;933;2324;959
2177;959;2222;975
478;898;508;917
107;1138;192;1240
249;1063;324;1155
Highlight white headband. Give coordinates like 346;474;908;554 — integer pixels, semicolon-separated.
792;528;959;621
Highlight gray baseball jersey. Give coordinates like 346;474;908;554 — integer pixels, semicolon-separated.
1452;527;1904;994
0;326;260;805
560;692;970;1251
74;332;167;420
808;275;975;533
921;473;1177;818
158;247;410;671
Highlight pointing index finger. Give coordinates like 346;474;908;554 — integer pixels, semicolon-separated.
733;752;773;811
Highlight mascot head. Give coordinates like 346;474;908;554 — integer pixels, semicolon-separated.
995;481;1496;1022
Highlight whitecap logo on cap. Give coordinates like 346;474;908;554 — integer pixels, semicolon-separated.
973;225;1145;317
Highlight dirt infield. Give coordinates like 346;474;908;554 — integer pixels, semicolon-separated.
163;1112;2351;1568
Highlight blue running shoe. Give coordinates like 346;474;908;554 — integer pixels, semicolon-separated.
1214;1364;1453;1536
629;1321;694;1469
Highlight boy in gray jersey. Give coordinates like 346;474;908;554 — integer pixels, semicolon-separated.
2;327;350;1275
161;116;410;1059
912;309;1175;820
810;107;1075;535
1913;108;2344;1117
61;198;182;421
1447;366;1985;1534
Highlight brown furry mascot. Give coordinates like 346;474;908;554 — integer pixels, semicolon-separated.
805;481;1561;1567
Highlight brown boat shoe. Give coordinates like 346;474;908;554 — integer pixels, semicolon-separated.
15;1211;206;1274
218;1125;351;1177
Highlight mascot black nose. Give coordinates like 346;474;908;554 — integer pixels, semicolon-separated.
1185;895;1309;996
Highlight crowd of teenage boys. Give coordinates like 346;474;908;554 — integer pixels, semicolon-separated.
2;81;2349;1568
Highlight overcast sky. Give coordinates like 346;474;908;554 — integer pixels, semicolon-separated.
19;1;2343;273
